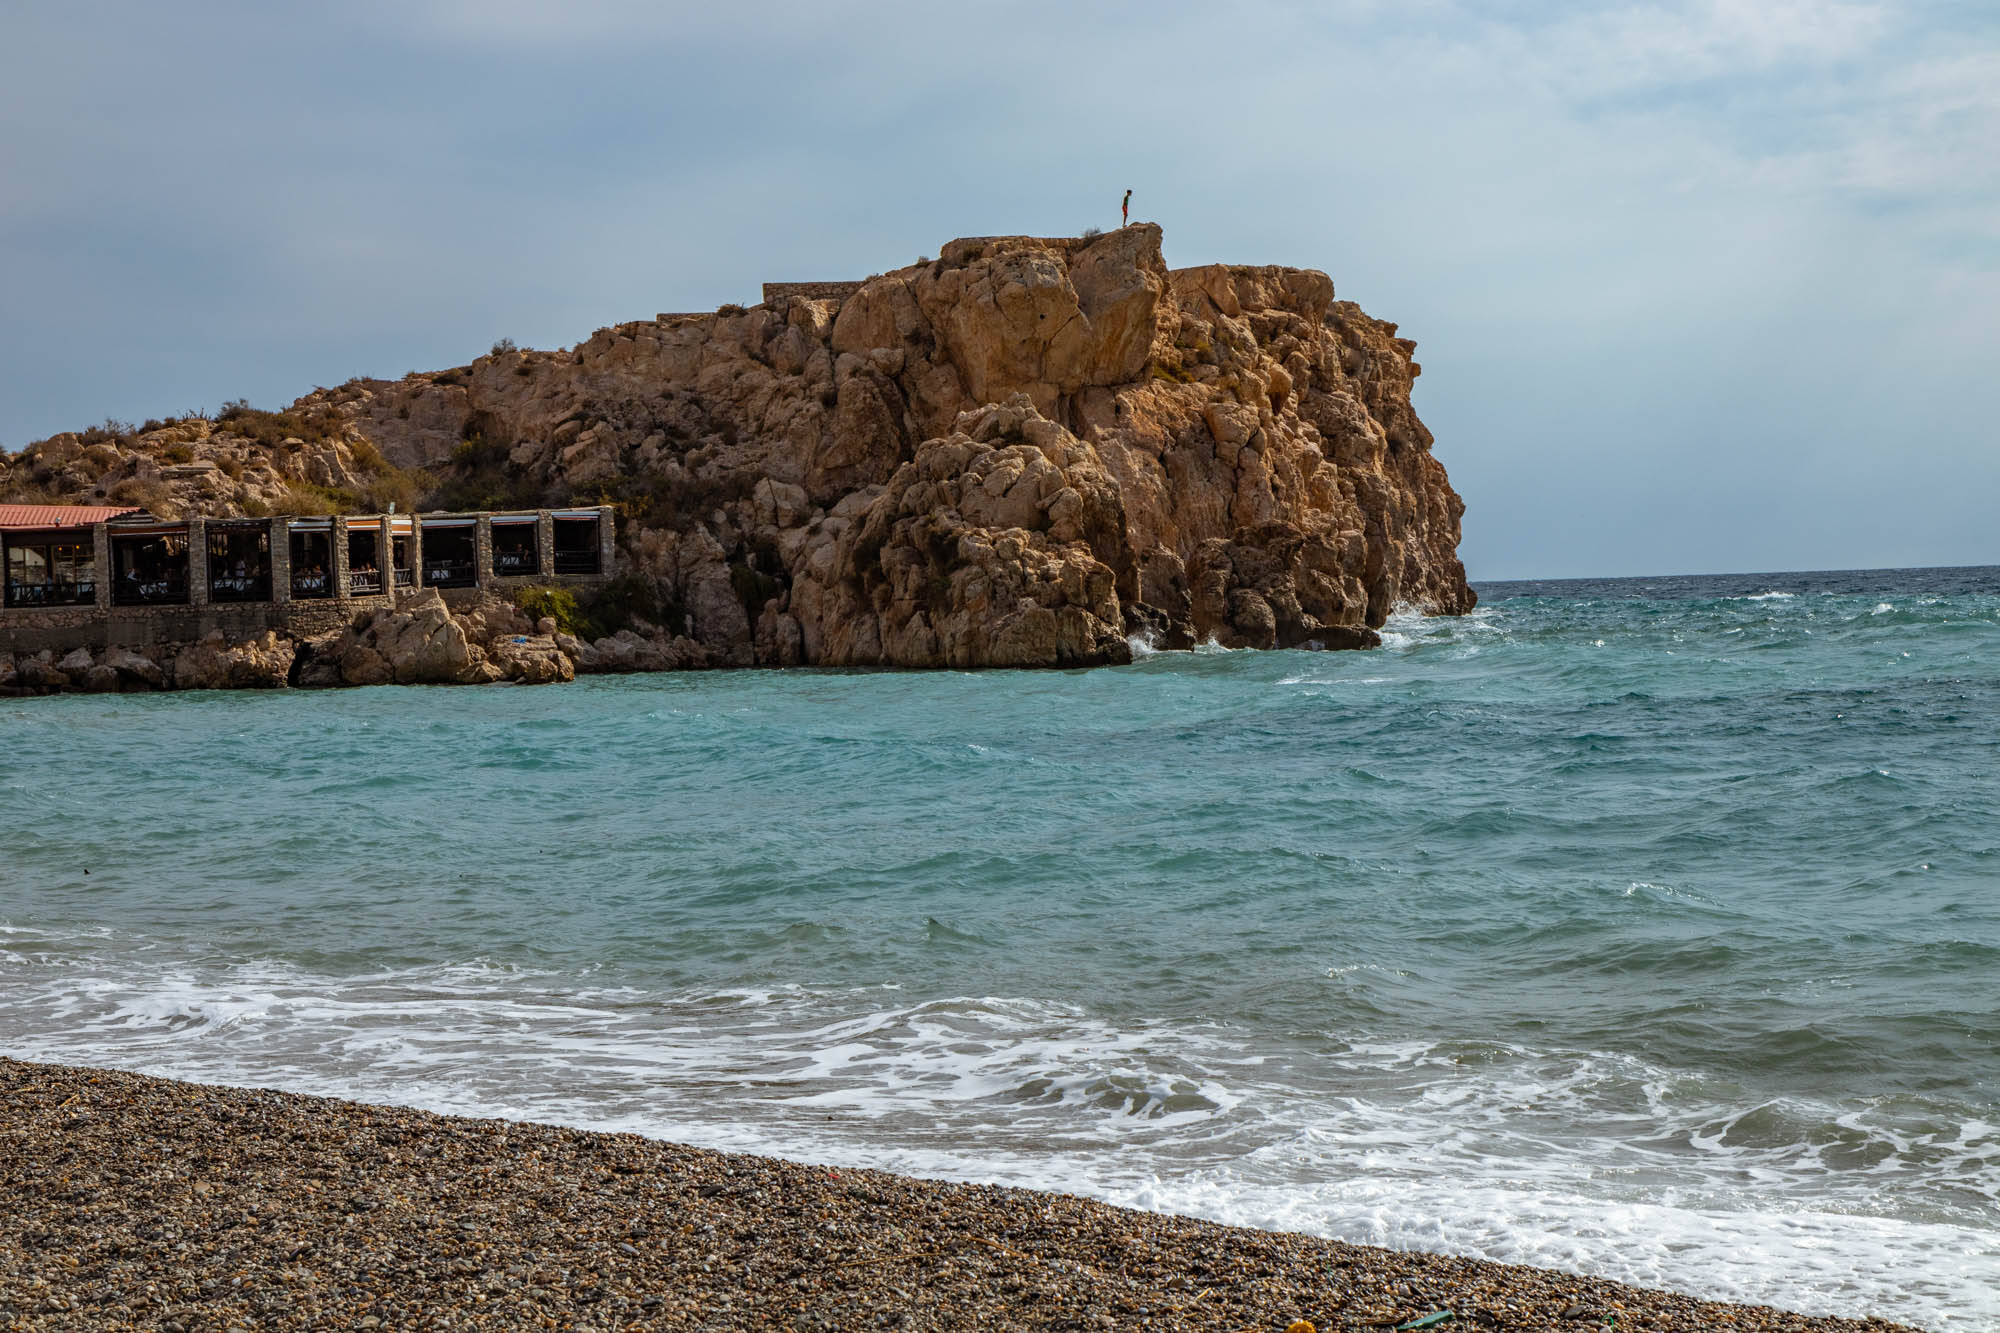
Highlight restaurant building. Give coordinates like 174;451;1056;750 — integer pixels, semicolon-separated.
0;505;615;655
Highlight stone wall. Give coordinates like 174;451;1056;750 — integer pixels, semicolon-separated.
0;602;389;657
760;282;864;304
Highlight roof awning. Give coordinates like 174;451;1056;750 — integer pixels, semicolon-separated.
0;504;140;530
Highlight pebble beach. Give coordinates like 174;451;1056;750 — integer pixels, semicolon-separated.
0;1059;1926;1332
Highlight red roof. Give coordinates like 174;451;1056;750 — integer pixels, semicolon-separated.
0;504;142;531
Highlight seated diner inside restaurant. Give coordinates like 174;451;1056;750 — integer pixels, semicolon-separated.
110;530;191;606
206;523;273;602
493;516;539;574
422;520;477;586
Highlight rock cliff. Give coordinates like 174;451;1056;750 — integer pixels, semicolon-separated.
4;226;1473;671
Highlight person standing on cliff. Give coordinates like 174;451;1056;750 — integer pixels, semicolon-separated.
1122;188;1132;227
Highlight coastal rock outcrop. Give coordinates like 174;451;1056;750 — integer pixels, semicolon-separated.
309;224;1472;665
335;589;482;686
1;644;171;695
313;590;578;687
5;224;1474;673
788;396;1131;667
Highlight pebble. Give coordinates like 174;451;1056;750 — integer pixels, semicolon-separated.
0;1057;1933;1332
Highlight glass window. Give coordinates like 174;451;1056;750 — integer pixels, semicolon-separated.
553;517;600;574
111;532;191;606
348;529;381;595
423;525;477;587
208;525;272;602
290;529;333;598
493;521;539;575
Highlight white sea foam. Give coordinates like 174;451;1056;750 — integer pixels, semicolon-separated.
3;944;1993;1328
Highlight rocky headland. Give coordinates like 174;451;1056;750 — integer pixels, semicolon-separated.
1;225;1473;684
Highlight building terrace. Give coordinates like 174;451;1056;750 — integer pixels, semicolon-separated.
0;505;615;656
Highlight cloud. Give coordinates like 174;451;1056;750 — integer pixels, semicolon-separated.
1;0;1995;575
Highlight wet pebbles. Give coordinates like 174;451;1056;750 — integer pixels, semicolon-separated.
0;1059;1925;1331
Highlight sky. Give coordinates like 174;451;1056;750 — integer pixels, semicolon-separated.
2;1;1995;579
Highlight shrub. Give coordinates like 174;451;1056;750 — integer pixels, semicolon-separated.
347;437;390;474
79;419;137;447
1081;226;1103;240
108;477;176;517
361;467;427;515
583;572;668;638
425;432;545;513
216;401;348;449
275;482;359;515
514;585;592;638
161;444;196;465
491;337;518;355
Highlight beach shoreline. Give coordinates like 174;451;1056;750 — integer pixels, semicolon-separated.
0;1058;1926;1332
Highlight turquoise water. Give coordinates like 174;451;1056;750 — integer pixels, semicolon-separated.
3;569;1997;1327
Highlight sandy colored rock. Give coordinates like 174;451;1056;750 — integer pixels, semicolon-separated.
12;654;68;692
303;224;1470;665
791;396;1131;667
171;630;295;689
335;588;478;685
487;633;576;684
101;644;167;690
6;224;1475;671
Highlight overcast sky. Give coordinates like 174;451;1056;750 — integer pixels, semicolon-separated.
3;1;1994;578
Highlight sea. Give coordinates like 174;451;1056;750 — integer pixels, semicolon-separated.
3;566;1996;1328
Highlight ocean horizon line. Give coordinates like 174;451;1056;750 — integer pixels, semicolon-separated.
1473;561;1999;588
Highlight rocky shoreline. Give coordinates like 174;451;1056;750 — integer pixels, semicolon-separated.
0;588;715;695
0;1059;1924;1332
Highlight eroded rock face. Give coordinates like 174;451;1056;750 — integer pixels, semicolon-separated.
172;631;296;690
306;224;1471;667
788;396;1131;667
335;589;478;685
7;225;1473;672
322;589;586;687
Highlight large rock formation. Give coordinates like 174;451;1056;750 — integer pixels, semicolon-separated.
5;226;1473;671
171;631;295;690
290;590;581;687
